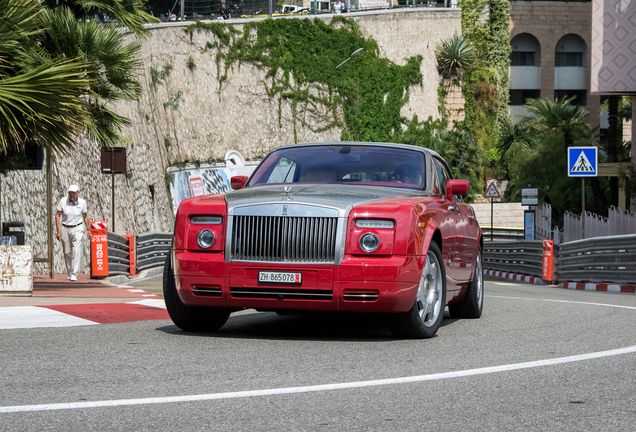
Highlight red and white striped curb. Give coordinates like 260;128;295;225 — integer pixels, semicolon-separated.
117;286;162;298
485;269;544;285
562;282;636;294
0;299;168;330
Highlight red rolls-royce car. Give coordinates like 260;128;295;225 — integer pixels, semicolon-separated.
164;142;483;338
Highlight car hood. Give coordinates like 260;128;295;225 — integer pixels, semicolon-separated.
226;184;425;217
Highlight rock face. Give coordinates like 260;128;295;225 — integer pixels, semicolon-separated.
1;10;461;274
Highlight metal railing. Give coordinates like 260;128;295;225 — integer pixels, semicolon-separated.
483;240;544;278
136;233;173;271
563;206;636;242
107;232;132;276
557;234;636;285
101;232;172;276
482;227;525;241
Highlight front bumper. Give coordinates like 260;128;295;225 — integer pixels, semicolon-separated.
173;251;421;313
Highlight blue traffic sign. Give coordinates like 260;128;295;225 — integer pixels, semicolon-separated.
568;147;597;177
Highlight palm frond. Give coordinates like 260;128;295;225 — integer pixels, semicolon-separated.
0;58;92;155
80;0;159;38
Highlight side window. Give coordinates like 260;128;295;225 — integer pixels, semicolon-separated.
266;157;297;183
432;159;448;197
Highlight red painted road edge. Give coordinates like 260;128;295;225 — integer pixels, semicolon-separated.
485;269;635;294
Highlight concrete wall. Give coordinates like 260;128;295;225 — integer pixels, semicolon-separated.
471;202;525;228
0;9;462;274
0;246;32;295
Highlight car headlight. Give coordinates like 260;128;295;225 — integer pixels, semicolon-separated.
359;232;380;253
190;216;223;225
355;220;395;229
197;229;215;248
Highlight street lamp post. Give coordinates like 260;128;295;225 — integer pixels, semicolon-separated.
336;48;364;69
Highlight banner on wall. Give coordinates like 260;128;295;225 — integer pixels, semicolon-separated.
168;163;258;214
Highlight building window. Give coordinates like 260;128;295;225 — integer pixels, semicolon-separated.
554;90;587;106
555;52;584;67
511;52;536;66
510;90;541;106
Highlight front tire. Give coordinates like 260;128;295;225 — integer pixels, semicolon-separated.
163;254;231;332
449;248;483;319
388;242;446;339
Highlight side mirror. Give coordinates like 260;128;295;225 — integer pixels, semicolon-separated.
230;176;249;190
446;179;469;201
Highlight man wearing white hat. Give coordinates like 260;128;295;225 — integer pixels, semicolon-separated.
55;185;92;281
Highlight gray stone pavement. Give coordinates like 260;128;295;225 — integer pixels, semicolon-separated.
0;267;164;307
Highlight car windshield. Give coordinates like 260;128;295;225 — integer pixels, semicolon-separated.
249;145;426;189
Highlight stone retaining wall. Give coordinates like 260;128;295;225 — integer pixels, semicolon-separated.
1;10;462;274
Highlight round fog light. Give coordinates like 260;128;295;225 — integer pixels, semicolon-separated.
359;232;380;253
197;229;215;249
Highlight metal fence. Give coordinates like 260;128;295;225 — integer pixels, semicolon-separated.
483;240;544;278
482;227;525;241
136;233;173;271
557;234;636;285
152;0;458;21
563;206;636;242
102;232;172;276
107;232;133;276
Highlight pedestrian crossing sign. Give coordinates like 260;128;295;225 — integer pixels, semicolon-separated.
568;147;597;177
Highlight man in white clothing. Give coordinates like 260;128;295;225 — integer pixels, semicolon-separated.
56;185;92;281
332;0;343;14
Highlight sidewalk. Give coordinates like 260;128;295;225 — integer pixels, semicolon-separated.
0;268;164;308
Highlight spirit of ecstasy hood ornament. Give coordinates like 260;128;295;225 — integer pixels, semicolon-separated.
283;186;293;201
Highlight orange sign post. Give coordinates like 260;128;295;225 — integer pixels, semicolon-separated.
91;220;109;278
542;240;554;283
123;234;135;276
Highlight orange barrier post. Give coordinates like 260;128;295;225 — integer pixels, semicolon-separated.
542;240;554;283
123;234;135;276
90;221;109;278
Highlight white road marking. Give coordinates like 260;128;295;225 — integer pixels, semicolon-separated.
488;295;636;311
130;299;166;309
0;344;635;413
491;282;520;286
0;307;98;330
2;295;635;413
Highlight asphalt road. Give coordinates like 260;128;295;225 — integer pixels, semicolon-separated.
1;281;635;431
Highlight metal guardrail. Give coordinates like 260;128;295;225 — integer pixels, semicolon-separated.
482;227;525;242
104;232;172;276
107;232;132;276
483;240;544;278
136;233;173;271
557;234;636;285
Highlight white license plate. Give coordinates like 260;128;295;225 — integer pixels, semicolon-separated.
258;271;302;284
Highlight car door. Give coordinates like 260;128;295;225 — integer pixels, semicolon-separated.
453;198;479;283
431;158;462;290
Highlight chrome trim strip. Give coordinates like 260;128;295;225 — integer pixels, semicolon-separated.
232;203;339;218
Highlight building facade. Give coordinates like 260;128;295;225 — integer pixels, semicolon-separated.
509;1;601;128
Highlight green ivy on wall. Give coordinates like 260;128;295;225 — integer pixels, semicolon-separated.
459;0;511;175
185;17;423;143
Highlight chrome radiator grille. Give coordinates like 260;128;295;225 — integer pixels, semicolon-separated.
230;216;338;263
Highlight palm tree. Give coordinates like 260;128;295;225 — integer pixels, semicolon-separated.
435;34;476;81
520;97;594;148
0;0;91;169
0;0;156;171
39;6;144;147
516;97;609;216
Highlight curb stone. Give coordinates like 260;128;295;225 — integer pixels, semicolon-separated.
102;266;164;286
485;269;635;295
